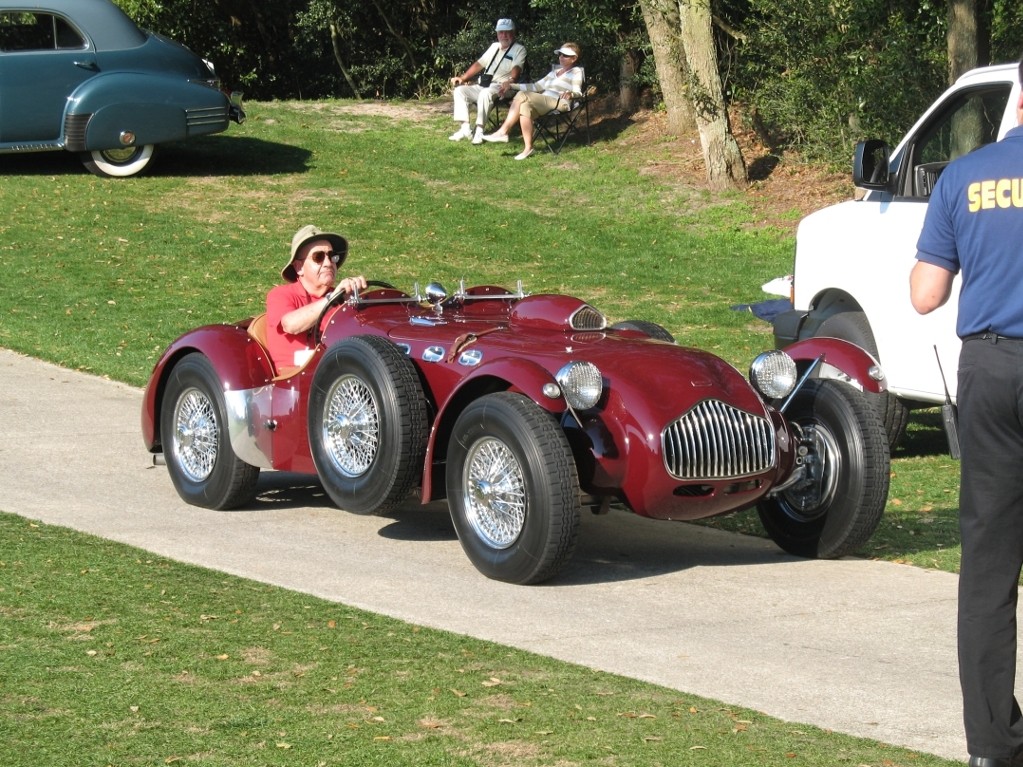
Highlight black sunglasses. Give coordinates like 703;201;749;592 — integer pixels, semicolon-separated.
306;250;342;265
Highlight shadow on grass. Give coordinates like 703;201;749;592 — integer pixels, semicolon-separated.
0;135;311;178
151;135;312;176
587;110;637;146
894;407;958;459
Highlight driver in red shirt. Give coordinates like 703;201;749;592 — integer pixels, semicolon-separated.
266;225;367;374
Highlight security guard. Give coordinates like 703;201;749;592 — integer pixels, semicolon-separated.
911;54;1023;767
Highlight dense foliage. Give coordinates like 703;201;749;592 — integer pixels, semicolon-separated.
113;0;1023;165
730;0;1023;161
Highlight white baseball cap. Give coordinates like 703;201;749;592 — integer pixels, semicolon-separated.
495;18;515;32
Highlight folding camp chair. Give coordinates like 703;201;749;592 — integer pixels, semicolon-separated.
485;93;514;133
484;60;530;133
532;72;594;155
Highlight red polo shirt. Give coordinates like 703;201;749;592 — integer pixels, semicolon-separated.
266;281;321;372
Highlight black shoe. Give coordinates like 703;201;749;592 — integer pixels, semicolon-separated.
969;757;1011;767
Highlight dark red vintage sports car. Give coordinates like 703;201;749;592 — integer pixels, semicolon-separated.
141;280;891;584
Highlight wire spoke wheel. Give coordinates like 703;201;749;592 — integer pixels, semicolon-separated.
171;386;219;482
322;374;380;477
463;436;527;549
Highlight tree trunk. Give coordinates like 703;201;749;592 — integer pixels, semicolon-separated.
329;23;363;99
677;0;747;190
947;0;978;83
947;0;991;84
638;0;695;134
619;49;642;114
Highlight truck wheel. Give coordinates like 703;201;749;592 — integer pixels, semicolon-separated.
160;353;260;510
610;320;675;342
817;311;909;448
447;392;580;584
309;336;428;515
758;379;889;558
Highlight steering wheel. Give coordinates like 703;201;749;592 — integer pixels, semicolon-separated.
313;280;399;345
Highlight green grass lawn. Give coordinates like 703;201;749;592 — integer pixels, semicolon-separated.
0;99;963;765
2;513;958;767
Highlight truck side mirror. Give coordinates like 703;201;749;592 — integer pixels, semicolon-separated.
852;139;892;191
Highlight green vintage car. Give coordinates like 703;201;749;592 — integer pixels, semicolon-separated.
0;0;243;177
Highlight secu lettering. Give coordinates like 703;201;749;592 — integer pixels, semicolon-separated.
967;178;1023;211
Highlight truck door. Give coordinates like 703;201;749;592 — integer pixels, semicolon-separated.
877;83;1015;401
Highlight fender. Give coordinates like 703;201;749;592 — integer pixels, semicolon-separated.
419;356;568;501
68;73;229;150
141;324;274;450
783;336;887;394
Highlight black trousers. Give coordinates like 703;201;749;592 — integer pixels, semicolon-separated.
959;336;1023;758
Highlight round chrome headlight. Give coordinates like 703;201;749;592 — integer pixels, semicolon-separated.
555;361;603;410
749;351;798;400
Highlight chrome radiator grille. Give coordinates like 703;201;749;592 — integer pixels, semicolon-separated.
663;399;775;480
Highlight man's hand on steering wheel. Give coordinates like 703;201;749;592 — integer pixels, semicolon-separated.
327;275;368;303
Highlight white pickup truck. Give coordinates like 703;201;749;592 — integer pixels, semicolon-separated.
773;62;1022;447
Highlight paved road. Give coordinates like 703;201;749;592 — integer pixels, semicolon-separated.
0;348;971;761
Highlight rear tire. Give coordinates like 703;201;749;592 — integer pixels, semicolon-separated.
160;353;260;510
82;145;156;177
308;336;428;515
817;311;909;448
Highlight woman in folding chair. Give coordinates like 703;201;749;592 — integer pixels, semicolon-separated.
482;42;583;160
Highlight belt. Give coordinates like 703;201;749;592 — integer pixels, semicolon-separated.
962;332;1023;343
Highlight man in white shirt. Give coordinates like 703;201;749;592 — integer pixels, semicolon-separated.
448;18;526;145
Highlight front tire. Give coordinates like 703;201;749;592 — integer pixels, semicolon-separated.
308;336;428;515
446;393;581;584
160;353;260;509
758;379;890;558
82;144;156;178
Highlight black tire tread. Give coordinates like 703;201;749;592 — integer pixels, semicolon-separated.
759;379;890;558
310;335;428;516
162;353;260;510
449;392;580;584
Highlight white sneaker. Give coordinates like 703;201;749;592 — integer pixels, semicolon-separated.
471;127;484;145
482;132;509;143
448;125;471;141
514;148;534;160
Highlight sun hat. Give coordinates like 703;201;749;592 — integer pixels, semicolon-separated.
495;18;515;32
282;224;348;282
555;43;580;58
